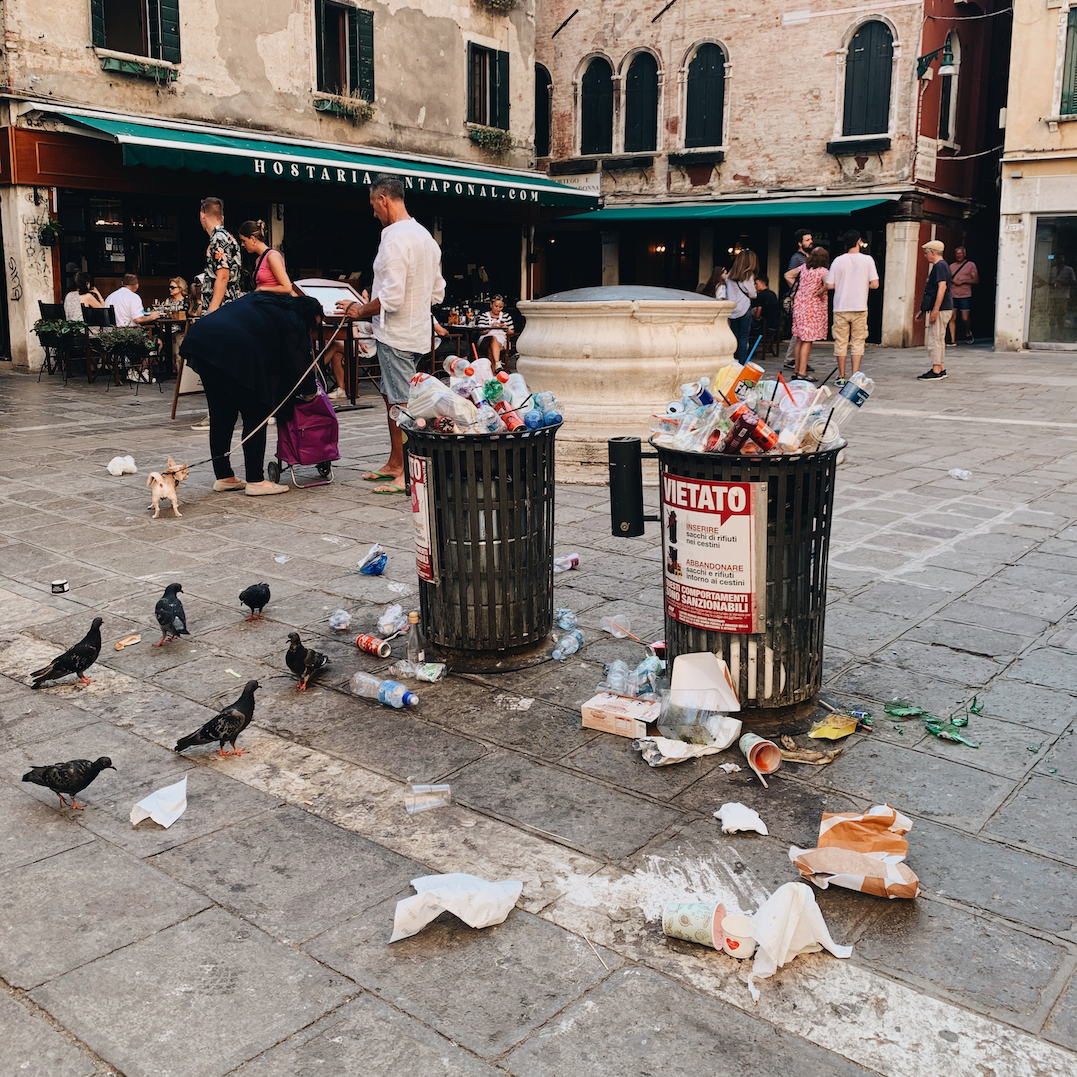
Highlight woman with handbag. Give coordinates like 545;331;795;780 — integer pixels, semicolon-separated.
788;247;830;383
239;220;295;295
725;250;758;364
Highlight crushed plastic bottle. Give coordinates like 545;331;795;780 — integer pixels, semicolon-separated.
377;603;408;637
603;659;632;694
389;660;447;682
552;629;584;661
328;609;352;631
555;607;578;631
948;468;972;481
553;553;580;574
350;671;419;708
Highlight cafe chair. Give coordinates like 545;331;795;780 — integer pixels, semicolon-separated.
36;301;68;382
82;305;119;385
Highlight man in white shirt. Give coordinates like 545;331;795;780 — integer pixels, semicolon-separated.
103;274;161;328
825;230;879;384
337;174;445;494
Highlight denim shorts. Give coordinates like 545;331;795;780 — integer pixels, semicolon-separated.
376;340;423;404
952;297;971;311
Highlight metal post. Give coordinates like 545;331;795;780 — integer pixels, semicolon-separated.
608;436;646;537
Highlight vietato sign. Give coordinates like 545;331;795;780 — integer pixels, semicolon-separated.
661;475;767;634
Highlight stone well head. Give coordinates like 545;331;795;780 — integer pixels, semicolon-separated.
516;285;736;482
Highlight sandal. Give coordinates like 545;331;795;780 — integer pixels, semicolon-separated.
373;481;408;495
362;470;394;481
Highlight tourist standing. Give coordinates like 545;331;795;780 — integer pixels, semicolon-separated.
725;249;758;364
790;247;830;381
947;245;978;345
826;230;879;385
783;227;814;367
915;239;953;381
239;220;295;296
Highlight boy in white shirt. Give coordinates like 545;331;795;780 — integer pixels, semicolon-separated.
825;230;879;385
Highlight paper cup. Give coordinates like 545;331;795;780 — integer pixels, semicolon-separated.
739;732;782;787
662;901;726;949
51;580;69;594
721;914;757;959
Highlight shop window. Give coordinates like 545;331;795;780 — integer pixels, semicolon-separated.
316;1;374;101
1029;217;1077;344
468;43;510;130
580;57;613;155
685;43;725;149
842;21;893;136
535;64;552;156
1063;11;1077;115
90;0;181;63
937;33;960;142
624;53;659;154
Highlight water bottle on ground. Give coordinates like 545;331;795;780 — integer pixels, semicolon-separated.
555;607;578;630
552;629;584;661
350;671;419;708
406;611;425;664
553;553;580;573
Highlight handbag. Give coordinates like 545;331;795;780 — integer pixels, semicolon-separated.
782;273;800;315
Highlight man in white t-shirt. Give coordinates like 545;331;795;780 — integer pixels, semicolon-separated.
103;274;161;328
825;230;879;384
337;174;445;494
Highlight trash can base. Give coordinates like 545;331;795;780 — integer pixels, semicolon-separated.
427;638;552;673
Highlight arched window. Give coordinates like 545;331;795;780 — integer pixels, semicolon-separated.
580;57;614;155
535;64;552;156
843;21;893;136
937;33;960;142
624;52;659;153
685;43;725;149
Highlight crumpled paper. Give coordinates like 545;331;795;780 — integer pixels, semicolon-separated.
789;803;920;900
748;881;852;1001
390;873;523;942
130;776;187;829
634;715;742;767
106;455;136;476
714;802;768;835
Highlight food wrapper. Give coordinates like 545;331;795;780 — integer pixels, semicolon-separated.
808;712;858;739
789;803;920;900
390;873;523;942
714;802;768;835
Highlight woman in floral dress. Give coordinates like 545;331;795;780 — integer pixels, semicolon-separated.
789;247;830;382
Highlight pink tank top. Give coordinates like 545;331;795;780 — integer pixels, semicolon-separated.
255;249;283;289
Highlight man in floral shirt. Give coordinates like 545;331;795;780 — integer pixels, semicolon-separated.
199;196;243;313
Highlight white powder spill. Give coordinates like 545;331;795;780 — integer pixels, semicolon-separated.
387;582;412;595
494;694;535;711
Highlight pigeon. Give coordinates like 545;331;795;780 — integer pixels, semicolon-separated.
23;756;115;809
30;617;103;688
155;582;189;647
175;680;260;756
286;632;329;691
239;582;271;621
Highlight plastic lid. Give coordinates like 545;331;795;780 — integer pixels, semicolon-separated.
403;691;419;706
497;371;509;383
408;611;419;623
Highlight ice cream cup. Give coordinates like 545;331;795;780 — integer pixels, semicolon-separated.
662;901;727;949
721;914;757;959
739;732;782;787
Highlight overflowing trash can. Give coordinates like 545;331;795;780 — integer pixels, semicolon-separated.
406;423;560;671
656;442;840;709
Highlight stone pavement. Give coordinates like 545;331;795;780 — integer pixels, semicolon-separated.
2;345;1077;1077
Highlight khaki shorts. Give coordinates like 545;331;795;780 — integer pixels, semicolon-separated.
832;310;868;357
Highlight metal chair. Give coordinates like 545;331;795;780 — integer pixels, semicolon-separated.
82;306;118;384
36;301;67;381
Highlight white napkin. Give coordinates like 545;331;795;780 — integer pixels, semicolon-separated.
130;776;187;829
714;802;768;835
390;873;523;942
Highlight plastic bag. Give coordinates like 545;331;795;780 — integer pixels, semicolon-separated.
377;603;408;637
358;543;387;575
328;610;352;631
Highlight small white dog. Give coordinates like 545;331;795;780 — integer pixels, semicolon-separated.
147;459;189;518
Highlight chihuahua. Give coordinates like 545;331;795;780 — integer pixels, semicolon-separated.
147;458;189;518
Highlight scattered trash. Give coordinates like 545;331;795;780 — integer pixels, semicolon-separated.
404;782;451;814
662;901;727;949
714;803;768;835
106;455;137;476
130;776;187;829
1027;745;1039;754
885;697;982;748
634;733;733;767
747;881;851;1000
740;732;782;787
328;610;352;631
789;803;920;900
721;914;757;960
948;468;972;481
274;555;291;564
554;607;578;631
601;615;644;642
224;668;242;678
553;553;580;574
113;634;142;651
358;543;388;576
808;712;858;740
390;873;523;942
669;652;740;714
718;762;742;774
377;603;408;638
779;735;842;766
601;655;665;698
350;671;418;708
51;580;70;594
552;629;583;661
1048;767;1057;774
355;633;392;658
389;660;447;682
582;692;661;738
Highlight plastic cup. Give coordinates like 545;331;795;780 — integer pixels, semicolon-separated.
721;914;756;959
739;732;782;787
405;783;451;814
661;901;727;949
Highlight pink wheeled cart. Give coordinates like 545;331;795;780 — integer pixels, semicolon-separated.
268;385;341;488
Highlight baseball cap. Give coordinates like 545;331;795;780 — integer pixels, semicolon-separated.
922;239;945;252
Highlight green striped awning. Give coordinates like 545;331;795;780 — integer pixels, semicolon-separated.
60;113;596;209
571;197;894;221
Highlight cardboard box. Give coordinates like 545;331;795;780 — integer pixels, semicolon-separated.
581;692;662;739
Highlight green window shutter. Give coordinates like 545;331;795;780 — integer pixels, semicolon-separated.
148;0;181;63
495;49;510;130
350;8;374;101
315;0;327;93
843;21;893;136
624;52;658;153
580;57;613;155
467;42;478;123
1063;11;1077;115
685;44;724;149
90;0;106;47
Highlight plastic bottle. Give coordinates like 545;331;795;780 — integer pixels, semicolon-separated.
469;356;494;383
502;372;530;408
483;379;525;431
604;659;631;694
552;629;584;661
442;356;471;378
553;553;580;573
524;408;545;430
826;371;874;430
555;607;578;630
350;671;419;708
406;610;425;664
475;401;505;433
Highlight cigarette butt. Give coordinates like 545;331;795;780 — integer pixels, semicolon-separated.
224;668;242;678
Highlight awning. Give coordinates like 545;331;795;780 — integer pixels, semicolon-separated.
570;196;894;222
57;112;596;209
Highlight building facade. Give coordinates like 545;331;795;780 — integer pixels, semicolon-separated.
535;0;1010;347
0;0;595;369
996;0;1077;350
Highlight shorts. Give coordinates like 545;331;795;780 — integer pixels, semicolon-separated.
376;340;423;404
952;297;971;311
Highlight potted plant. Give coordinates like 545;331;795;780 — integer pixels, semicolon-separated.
38;220;63;247
313;95;376;124
468;125;516;157
33;318;85;347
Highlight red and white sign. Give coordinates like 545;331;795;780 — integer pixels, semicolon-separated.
411;455;437;584
661;475;766;634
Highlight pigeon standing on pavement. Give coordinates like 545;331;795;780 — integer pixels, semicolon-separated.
23;756;115;809
155;583;189;647
286;632;329;691
239;583;271;621
175;680;260;755
30;618;103;688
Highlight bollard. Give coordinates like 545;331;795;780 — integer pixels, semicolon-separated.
608;437;646;537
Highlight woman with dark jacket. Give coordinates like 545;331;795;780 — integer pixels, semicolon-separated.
179;292;322;496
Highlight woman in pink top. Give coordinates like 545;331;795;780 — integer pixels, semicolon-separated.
238;220;294;294
788;247;830;382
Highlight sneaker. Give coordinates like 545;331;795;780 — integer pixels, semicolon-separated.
191;415;210;430
245;480;289;496
917;369;948;380
784;358;797;369
212;478;246;492
267;416;276;427
835;377;847;388
327;388;347;400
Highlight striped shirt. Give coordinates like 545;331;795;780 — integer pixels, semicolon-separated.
478;309;514;334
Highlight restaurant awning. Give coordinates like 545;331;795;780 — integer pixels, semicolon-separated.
54;111;597;209
569;196;895;222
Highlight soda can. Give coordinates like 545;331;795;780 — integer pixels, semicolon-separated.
355;633;391;658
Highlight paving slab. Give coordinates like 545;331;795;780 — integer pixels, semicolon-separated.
1044;972;1077;1053
0;778;95;873
0;992;95;1077
986;775;1077;863
1007;648;1077;693
976;678;1077;734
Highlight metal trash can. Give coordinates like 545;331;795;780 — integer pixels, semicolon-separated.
656;443;839;709
406;424;560;672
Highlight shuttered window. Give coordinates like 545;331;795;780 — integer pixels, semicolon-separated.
842;21;893;136
317;1;374;100
467;43;510;129
535;64;552;156
91;0;179;62
684;43;724;148
580;57;614;155
1063;11;1077;115
624;53;659;153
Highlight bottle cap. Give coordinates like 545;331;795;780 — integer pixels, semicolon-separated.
408;611;419;623
497;371;509;383
403;691;419;707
